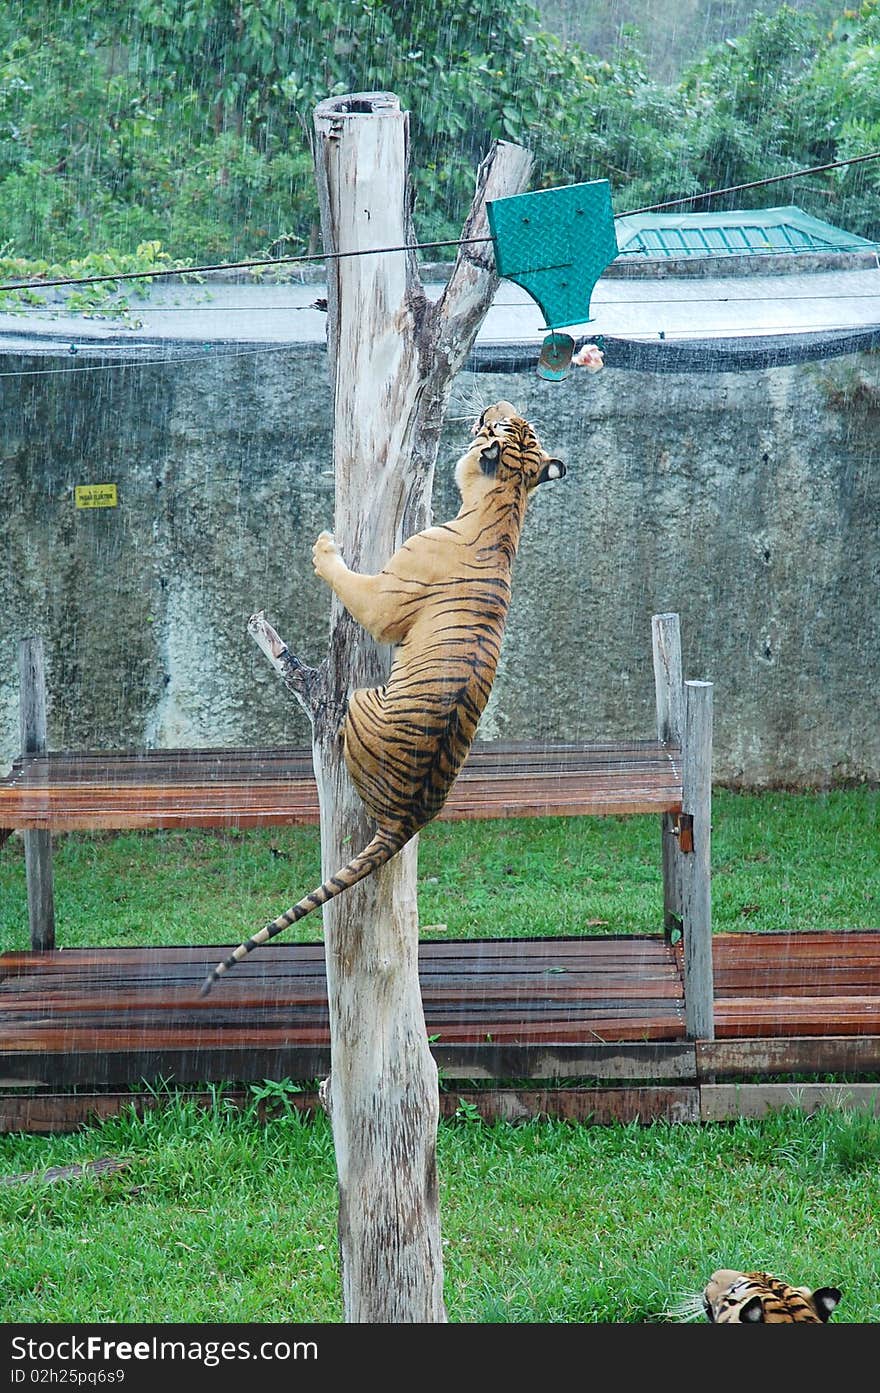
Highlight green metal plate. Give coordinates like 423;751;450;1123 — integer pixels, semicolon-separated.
487;180;618;330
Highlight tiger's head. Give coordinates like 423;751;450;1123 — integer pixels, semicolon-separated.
703;1269;842;1324
455;401;565;503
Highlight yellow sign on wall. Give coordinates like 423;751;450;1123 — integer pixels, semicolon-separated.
75;484;118;509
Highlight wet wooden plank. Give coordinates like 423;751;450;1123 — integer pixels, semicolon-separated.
0;1085;699;1134
0;944;326;971
0;1040;700;1089
713;998;880;1029
442;1087;700;1124
0;938;681;968
715;965;880;981
0;979;687;1013
0;938;683;988
2;771;681;798
697;1036;880;1078
0;1001;685;1035
713;937;880;958
37;937;660;957
0;1014;686;1052
4;739;680;779
700;1083;880;1121
715;979;880;995
9;1078;880;1135
0;932;686;1047
0;796;682;830
715;1018;880;1037
423;937;678;958
0;1093;153;1135
0;1046;334;1089
0;935;677;963
0;959;684;991
432;1040;697;1080
0;1091;326;1134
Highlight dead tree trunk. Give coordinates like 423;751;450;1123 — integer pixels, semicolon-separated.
251;92;531;1322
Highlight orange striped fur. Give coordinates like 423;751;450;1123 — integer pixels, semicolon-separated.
703;1269;842;1323
201;402;564;994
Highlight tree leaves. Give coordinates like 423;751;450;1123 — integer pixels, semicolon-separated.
0;0;877;264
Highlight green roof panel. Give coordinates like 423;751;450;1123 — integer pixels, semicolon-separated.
615;205;878;259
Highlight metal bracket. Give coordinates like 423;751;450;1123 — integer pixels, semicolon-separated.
669;812;694;854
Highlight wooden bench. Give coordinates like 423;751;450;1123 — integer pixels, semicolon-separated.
0;613;715;1037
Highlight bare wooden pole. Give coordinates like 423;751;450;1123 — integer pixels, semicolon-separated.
651;613;683;936
681;679;714;1040
249;93;531;1322
19;636;55;951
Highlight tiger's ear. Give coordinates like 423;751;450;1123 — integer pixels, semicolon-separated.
537;458;566;484
812;1288;842;1321
478;439;501;475
739;1296;765;1322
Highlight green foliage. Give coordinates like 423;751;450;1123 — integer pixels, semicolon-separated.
0;2;878;276
0;239;177;315
452;1097;484;1125
678;3;880;230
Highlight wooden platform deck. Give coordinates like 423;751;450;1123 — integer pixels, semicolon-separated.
1;931;878;1131
0;740;683;833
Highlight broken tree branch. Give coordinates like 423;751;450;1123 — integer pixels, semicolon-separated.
247;610;321;721
435;139;534;372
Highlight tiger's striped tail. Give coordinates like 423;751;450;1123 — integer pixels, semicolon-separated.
199;827;407;996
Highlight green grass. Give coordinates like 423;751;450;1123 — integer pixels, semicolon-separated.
0;1097;878;1322
0;789;877;1323
0;788;877;950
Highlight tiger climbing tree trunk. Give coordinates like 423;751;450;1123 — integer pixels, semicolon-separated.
249;94;532;1322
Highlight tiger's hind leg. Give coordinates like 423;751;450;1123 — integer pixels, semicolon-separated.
341;685;403;823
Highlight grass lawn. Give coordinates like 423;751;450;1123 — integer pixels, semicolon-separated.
0;788;877;950
0;787;877;1323
0;1099;879;1322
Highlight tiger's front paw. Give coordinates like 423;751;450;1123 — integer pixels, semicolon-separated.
312;530;341;581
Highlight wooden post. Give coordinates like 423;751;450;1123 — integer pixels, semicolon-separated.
312;91;444;1326
681;679;714;1040
652;613;683;936
19;636;55;951
251;94;532;1322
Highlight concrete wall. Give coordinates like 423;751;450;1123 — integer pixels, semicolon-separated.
2;341;878;786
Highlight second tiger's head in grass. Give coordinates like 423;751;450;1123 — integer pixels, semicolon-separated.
702;1269;842;1323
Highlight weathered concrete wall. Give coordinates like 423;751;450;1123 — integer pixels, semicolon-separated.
2;342;878;785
